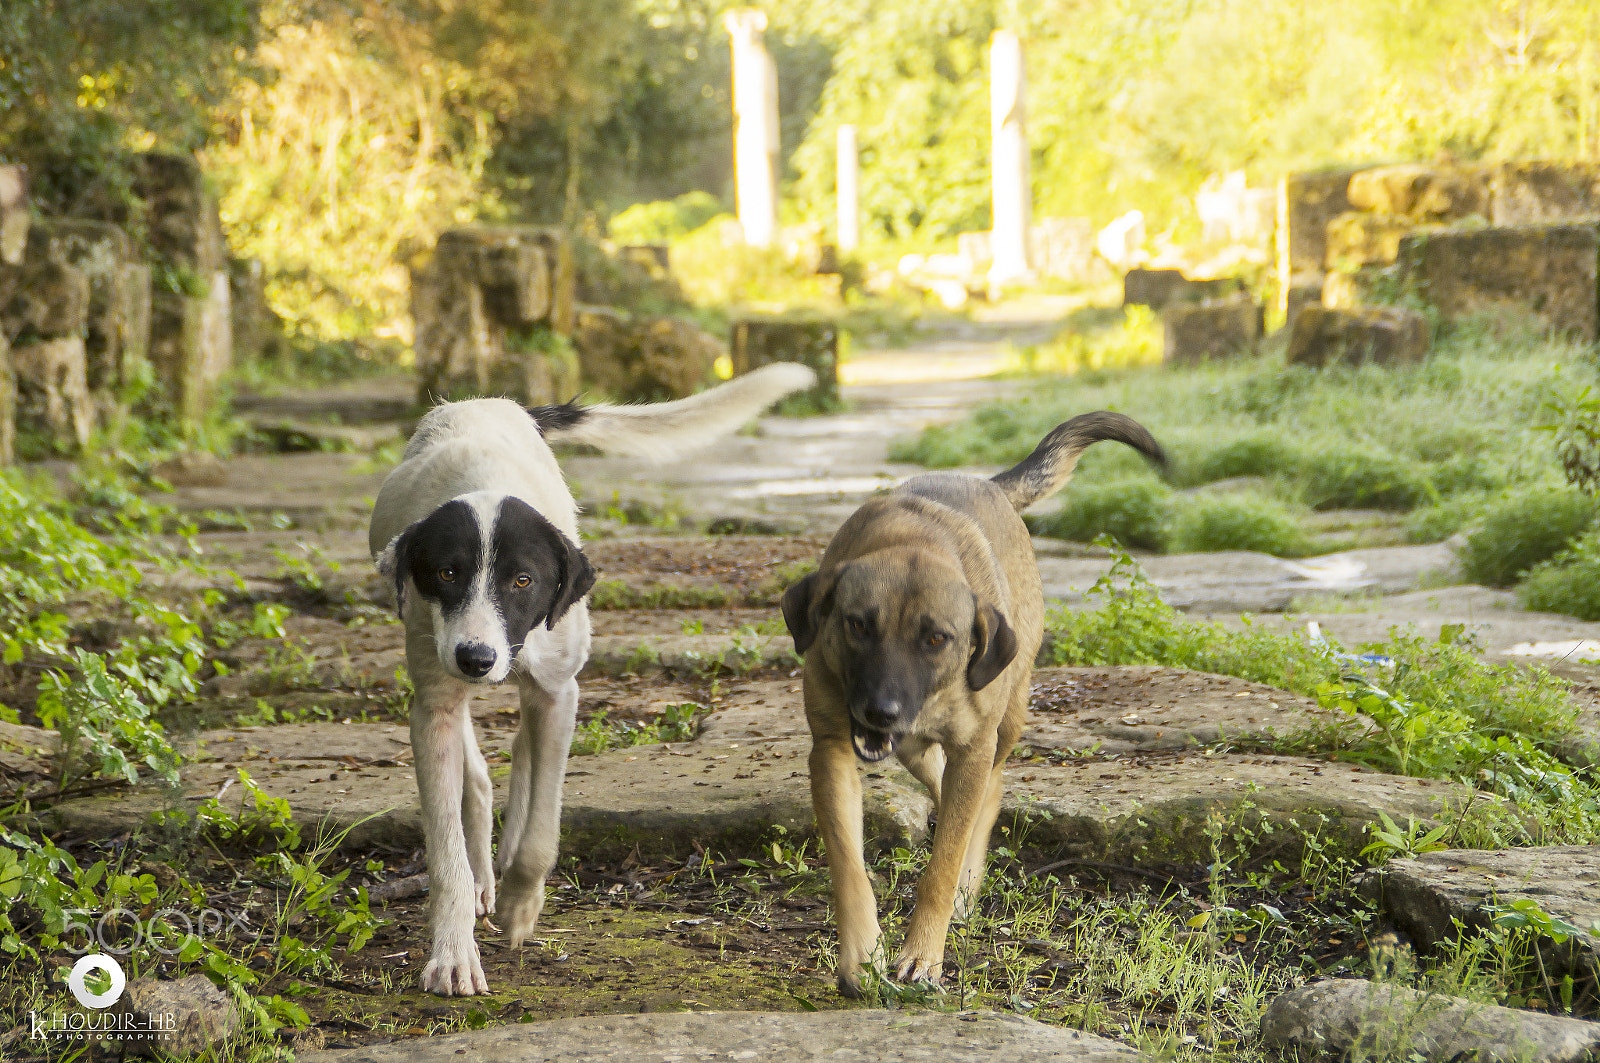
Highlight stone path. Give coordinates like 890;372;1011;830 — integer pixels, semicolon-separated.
296;1008;1140;1063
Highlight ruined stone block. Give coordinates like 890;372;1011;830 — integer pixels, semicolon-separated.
0;332;14;464
1033;217;1104;283
1347;164;1490;221
1490;162;1600;225
0;258;89;339
1161;294;1262;365
0;164;27;266
132;153;225;277
148;274;230;425
730;318;839;406
1277;168;1360;311
620;245;671;274
1396;223;1599;340
1286;305;1430;368
13;336;93;451
1283;274;1324;333
573;308;716;403
22;219;146;392
1123;268;1241;310
1321;265;1397;309
1325;212;1421;269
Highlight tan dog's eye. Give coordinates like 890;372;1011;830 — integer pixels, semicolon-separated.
847;617;866;637
439;568;456;583
926;633;948;648
515;573;532;588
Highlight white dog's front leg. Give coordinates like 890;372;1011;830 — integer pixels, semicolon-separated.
460;712;495;919
498;673;578;947
408;635;489;997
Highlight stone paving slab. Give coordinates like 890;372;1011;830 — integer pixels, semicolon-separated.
1039;544;1457;615
1365;846;1600;985
296;1008;1140;1063
1005;751;1463;863
1262;978;1600;1063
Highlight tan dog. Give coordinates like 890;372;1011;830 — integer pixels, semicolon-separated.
781;411;1164;996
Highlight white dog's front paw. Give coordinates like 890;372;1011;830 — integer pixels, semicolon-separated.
421;937;489;996
498;869;546;947
475;877;496;919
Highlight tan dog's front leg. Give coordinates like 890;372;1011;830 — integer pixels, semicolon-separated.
895;734;997;985
810;736;882;997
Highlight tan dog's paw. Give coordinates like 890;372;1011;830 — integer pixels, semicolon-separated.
893;947;944;986
497;869;546;947
421;939;489;996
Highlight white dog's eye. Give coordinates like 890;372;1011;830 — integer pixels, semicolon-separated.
439;568;456;583
515;573;532;588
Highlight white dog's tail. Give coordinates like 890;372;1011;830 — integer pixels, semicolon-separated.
527;362;815;460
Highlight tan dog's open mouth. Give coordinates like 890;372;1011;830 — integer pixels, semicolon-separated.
850;722;897;763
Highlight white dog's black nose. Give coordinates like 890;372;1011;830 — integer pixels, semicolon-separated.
455;643;496;678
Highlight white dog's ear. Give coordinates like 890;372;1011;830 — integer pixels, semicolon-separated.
375;530;413;619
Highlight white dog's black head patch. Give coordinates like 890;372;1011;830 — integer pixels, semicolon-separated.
382;495;594;682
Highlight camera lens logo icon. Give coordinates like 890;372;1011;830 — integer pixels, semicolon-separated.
68;954;126;1009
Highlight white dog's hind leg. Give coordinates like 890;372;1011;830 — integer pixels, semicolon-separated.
408;636;490;997
460;712;495;919
498;673;579;947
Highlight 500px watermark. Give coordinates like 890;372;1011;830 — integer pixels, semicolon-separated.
30;908;255;1044
58;906;254;956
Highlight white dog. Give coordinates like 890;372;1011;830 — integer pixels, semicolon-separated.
369;363;814;995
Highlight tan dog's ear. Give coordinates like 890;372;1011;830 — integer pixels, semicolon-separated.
967;601;1018;690
781;570;836;655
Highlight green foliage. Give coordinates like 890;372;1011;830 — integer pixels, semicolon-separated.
1461;488;1597;587
609;192;725;245
571;703;705;755
1028;479;1172;552
36;650;179;791
1359;812;1450;864
1518;529;1600;620
1186;431;1301;485
1296;448;1437;511
1168;494;1310;556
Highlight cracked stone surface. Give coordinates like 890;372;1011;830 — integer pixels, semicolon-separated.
295;1008;1141;1063
1262;978;1600;1063
1364;847;1600;985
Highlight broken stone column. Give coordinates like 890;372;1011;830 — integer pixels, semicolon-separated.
988;29;1032;285
572;307;718;402
725;9;779;248
411;226;566;405
13;337;93;451
133;153;231;422
1124;268;1241;310
0;333;13;464
1277;168;1359;315
0;244;96;453
837;124;860;254
1396;222;1599;340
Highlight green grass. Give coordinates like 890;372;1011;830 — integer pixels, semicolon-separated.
895;315;1591;562
1459;488;1598;587
1518;529;1600;620
1168;495;1311;556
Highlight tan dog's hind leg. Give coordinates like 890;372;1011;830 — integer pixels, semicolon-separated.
811;736;883;997
408;629;489;996
498;674;579;948
894;731;999;985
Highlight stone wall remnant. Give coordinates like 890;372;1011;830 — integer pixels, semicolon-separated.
1396;222;1598;340
1124;268;1241;310
573;307;717;403
1161;294;1261;365
12;336;92;450
1490;162;1600;225
1276;168;1359;313
1346;163;1491;221
1286;305;1430;368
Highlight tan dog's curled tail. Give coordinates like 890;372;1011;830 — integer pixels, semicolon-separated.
527;362;815;461
990;411;1166;512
